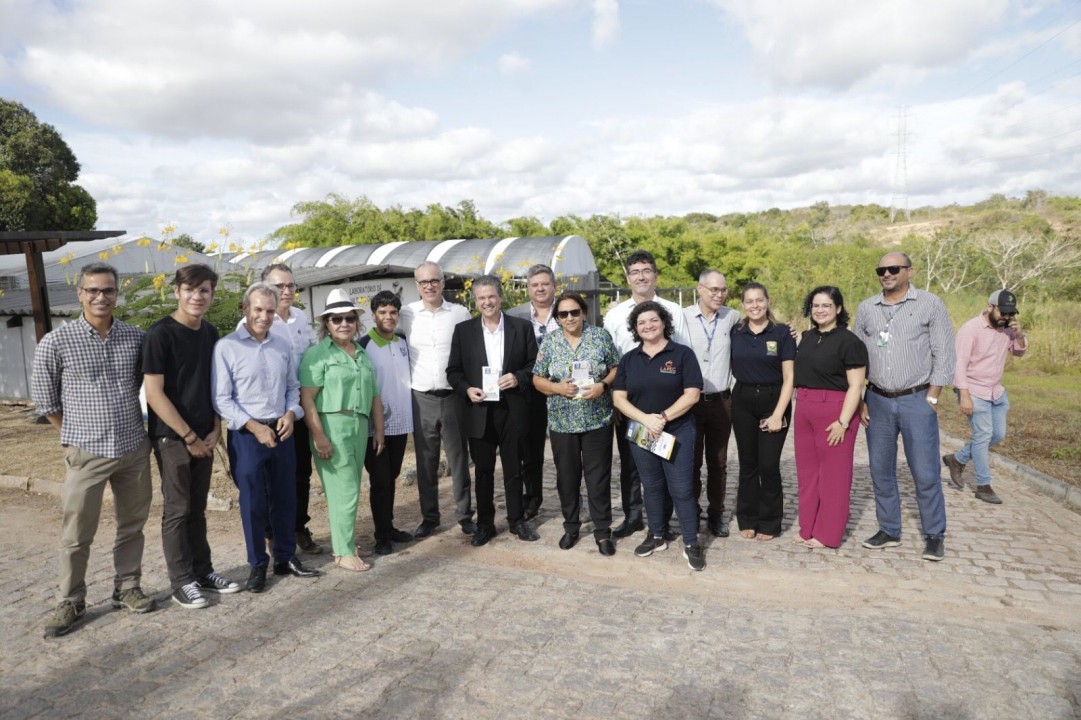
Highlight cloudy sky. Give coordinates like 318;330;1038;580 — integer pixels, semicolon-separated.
2;0;1079;245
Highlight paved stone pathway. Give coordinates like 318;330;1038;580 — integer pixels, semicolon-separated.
2;433;1079;719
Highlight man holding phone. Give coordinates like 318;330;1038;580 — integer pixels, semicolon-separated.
943;290;1028;505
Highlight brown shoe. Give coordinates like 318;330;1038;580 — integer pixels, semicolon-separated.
974;485;1003;504
942;454;966;491
296;528;324;555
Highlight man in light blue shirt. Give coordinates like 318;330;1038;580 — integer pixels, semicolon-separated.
213;282;319;592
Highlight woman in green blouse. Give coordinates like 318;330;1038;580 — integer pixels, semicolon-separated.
300;289;385;572
533;292;620;555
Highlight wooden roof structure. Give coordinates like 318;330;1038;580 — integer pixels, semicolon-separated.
0;230;125;340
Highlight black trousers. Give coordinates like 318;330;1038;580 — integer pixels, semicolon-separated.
521;398;548;514
364;434;408;541
469;403;524;530
731;382;790;536
613;413;645;525
154;437;214;590
692;394;733;519
264;420;313;539
550;425;613;537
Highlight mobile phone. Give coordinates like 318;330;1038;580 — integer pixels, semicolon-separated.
759;416;788;430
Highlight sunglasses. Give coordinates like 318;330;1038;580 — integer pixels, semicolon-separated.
875;265;911;277
556;309;582;319
329;314;358;325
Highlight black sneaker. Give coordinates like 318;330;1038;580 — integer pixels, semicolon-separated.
44;599;85;638
922;538;945;561
197;571;242;594
862;530;901;550
111;587;156;614
389;528;414;543
634;536;668;557
374;539;393;555
683;544;706;571
172;582;209;609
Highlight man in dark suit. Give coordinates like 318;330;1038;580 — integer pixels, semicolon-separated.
505;263;559;520
448;275;540;546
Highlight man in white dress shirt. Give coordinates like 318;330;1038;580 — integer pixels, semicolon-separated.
398;261;476;538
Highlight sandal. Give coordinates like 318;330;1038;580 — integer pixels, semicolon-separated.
756;533;776;542
740;529;757;540
334;555;371;572
792;536;810;545
804;538;826;548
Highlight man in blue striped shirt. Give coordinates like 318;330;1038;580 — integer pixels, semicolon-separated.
32;262;156;638
854;252;956;562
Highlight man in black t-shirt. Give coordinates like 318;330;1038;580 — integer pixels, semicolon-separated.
144;264;241;608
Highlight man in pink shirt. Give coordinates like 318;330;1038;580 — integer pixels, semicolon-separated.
943;290;1028;504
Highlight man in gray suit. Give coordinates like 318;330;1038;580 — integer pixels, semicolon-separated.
506;264;558;519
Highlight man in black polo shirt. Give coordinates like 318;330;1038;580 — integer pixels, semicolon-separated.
144;264;241;608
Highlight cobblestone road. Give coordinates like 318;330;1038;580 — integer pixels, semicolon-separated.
2;433;1079;719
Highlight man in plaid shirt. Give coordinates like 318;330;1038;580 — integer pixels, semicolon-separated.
32;262;157;638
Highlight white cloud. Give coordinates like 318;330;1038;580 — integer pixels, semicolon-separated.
498;52;533;76
8;0;572;141
592;0;620;48
713;0;1010;88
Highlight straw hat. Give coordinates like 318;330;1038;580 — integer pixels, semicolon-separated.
316;288;364;318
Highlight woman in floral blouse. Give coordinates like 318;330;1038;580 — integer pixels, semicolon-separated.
532;292;620;555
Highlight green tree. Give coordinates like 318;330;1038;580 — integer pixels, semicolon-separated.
172;232;207;254
0;98;97;231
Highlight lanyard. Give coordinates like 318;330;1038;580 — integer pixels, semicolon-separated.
698;313;720;352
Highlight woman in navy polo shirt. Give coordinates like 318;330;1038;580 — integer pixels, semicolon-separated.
612;302;706;571
730;282;795;541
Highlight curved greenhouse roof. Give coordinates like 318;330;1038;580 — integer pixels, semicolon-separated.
221;236;597;280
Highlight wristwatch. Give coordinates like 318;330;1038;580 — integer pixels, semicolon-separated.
927;396;939;405
838;419;850;430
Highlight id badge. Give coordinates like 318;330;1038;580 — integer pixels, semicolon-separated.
482;366;500;401
877;331;890;347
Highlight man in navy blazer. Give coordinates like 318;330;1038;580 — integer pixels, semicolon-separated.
447;275;539;546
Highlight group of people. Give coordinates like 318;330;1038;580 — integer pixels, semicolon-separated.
30;249;1027;638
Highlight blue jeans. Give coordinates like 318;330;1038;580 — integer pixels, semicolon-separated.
629;420;698;547
954;392;1009;487
864;390;946;540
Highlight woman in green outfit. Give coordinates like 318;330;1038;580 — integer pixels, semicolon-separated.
300;289;385;572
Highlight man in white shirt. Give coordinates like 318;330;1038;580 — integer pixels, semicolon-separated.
398;261;475;538
603;249;691;538
506;264;559;519
683;269;739;538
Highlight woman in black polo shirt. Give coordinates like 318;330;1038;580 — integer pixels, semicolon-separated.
612;302;706;570
730;282;795;541
792;286;867;548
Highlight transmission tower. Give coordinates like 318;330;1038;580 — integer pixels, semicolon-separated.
889;106;911;223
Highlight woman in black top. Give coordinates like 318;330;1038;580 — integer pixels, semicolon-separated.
792;286;868;548
729;282;795;541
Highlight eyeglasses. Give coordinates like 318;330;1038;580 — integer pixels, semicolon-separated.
700;285;728;295
329;314;357;325
876;265;910;277
811;303;835;310
416;278;442;288
273;283;297;292
556;309;582;319
627;268;656;278
1000;312;1017;318
80;287;118;298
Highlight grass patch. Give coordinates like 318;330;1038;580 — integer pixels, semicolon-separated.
938;369;1081;489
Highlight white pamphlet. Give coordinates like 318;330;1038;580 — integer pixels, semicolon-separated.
570;361;593;398
482;366;501;401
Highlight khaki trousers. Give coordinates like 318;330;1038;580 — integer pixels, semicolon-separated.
59;439;153;603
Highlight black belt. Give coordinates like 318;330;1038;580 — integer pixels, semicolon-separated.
239;418;278;435
419;389;454;398
734;382;781;391
868;383;929;399
701;391;731;402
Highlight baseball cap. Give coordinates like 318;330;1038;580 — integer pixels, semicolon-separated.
988;289;1018;314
